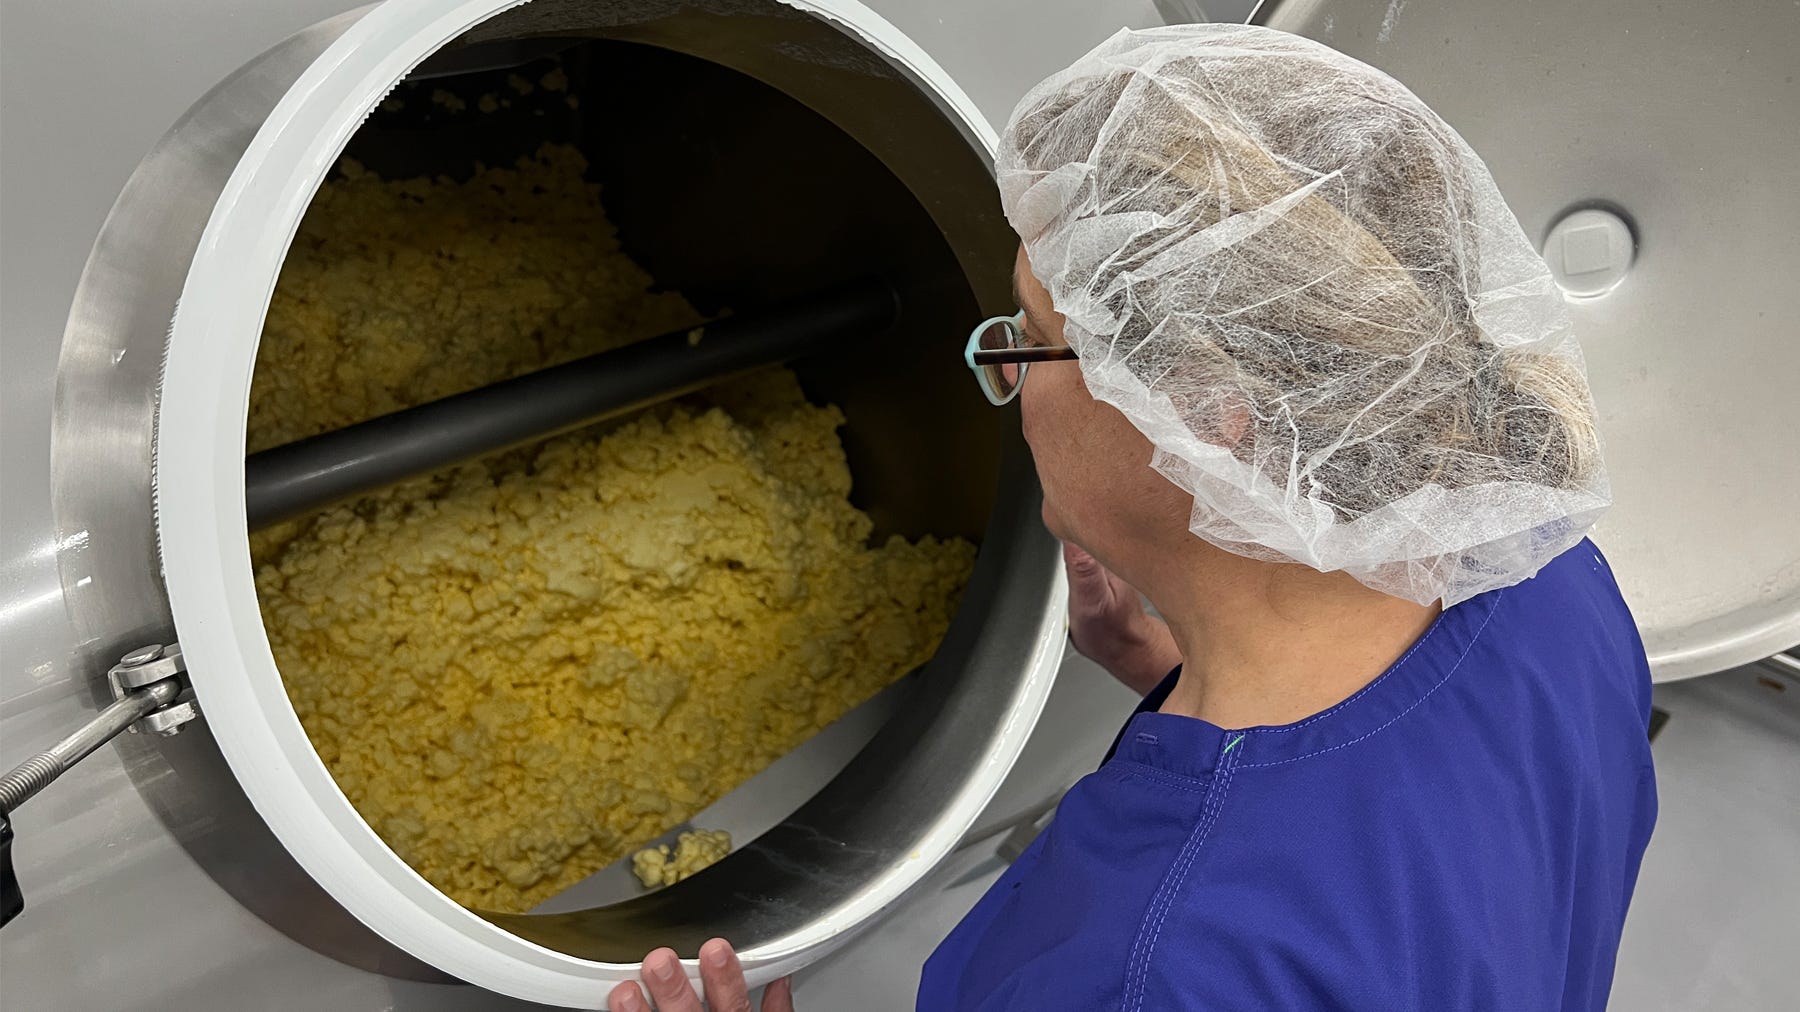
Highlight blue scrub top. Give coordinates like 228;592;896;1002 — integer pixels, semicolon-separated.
919;541;1656;1011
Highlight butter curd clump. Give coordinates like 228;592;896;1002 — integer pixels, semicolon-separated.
249;145;974;912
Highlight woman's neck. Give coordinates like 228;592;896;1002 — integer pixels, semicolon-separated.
1144;544;1441;729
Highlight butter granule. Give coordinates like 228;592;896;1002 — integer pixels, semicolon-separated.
248;145;974;913
632;829;733;888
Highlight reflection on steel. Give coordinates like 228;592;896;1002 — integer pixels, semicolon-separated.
42;0;1051;990
45;5;469;980
0;651;186;815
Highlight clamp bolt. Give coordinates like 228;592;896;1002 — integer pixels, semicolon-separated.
120;645;165;667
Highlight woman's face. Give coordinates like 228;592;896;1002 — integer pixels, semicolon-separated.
1013;246;1190;573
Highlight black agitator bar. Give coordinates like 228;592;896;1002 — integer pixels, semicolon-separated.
244;279;898;529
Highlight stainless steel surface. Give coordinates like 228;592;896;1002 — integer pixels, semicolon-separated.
2;0;495;993
119;645;167;668
105;643;199;737
0;0;1089;999
13;0;1780;1006
132;701;202;738
0;680;181;815
0;0;1619;1008
787;654;1148;1007
1611;664;1800;1009
11;0;1060;1000
244;280;897;529
0;0;1174;1003
107;643;182;690
49;6;370;678
156;2;1053;973
1251;0;1800;679
36;4;450;981
530;679;910;916
107;644;203;739
1152;0;1215;24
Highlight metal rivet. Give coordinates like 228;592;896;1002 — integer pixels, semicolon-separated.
119;645;165;666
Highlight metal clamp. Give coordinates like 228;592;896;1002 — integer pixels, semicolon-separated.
0;642;197;927
1;643;197;816
105;643;200;737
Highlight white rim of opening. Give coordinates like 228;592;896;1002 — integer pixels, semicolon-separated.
154;0;1057;1003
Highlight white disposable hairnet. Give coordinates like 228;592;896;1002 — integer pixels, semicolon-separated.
998;24;1611;606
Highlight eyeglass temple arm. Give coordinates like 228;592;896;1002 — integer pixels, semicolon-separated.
969;347;1080;365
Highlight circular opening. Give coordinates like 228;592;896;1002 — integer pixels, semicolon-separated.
153;1;1064;1001
249;35;994;919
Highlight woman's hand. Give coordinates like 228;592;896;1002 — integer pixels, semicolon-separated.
1064;542;1182;696
607;939;792;1012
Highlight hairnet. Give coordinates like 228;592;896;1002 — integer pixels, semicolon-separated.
998;24;1611;606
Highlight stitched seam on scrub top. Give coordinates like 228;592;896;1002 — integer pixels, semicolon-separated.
1110;761;1213;794
1251;590;1500;736
1121;740;1241;1011
1237;594;1501;769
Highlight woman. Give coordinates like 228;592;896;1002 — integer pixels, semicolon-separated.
609;24;1655;1011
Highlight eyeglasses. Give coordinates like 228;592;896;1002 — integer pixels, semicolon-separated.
963;311;1080;406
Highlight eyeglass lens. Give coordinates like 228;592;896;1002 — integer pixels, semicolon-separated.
977;318;1023;400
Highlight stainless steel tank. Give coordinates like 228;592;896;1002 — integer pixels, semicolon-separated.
1251;0;1800;679
24;0;1066;1003
8;0;1796;1006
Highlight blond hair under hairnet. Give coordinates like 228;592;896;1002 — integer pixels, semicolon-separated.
999;24;1610;606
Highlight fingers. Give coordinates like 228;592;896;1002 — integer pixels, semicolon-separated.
618;943;790;1012
1063;542;1121;614
639;948;703;1012
1062;541;1107;582
699;938;753;1012
762;976;795;1012
608;981;648;1012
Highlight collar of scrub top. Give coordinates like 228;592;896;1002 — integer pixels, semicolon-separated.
964;310;1080;406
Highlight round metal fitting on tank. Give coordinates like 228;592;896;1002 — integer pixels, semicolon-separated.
49;0;1065;1003
1541;206;1636;298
